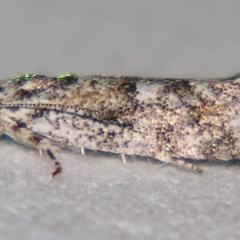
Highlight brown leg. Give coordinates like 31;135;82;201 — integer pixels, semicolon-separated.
4;121;62;177
171;158;203;173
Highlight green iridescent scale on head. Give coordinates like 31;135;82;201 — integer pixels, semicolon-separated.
10;73;41;83
24;73;38;79
56;73;79;85
57;73;73;79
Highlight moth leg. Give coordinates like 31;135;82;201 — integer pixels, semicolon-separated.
81;148;85;155
171;158;202;173
0;125;5;136
121;154;127;164
4;122;62;177
39;149;62;177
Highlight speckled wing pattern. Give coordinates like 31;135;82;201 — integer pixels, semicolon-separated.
0;73;240;176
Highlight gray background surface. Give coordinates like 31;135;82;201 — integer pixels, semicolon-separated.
0;1;240;239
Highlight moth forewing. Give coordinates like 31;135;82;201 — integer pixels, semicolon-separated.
0;73;239;176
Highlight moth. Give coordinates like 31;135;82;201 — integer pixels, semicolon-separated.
0;73;240;176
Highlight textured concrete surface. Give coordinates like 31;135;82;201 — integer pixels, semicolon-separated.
0;1;240;239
